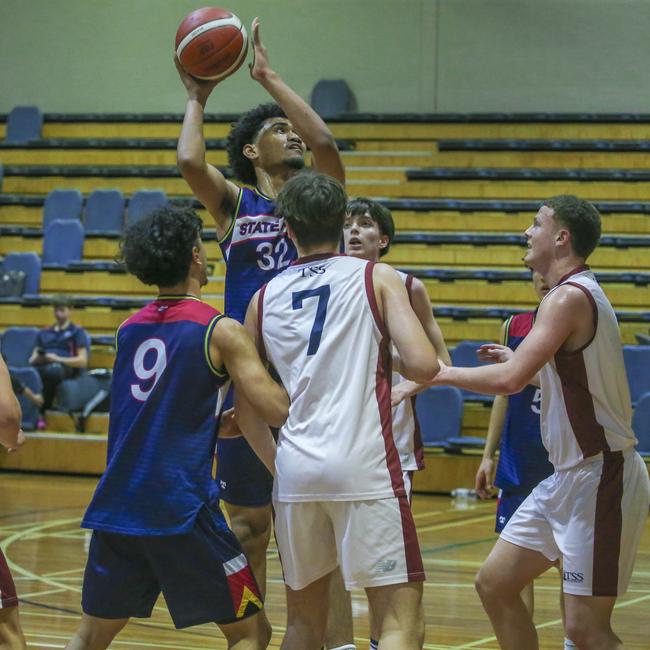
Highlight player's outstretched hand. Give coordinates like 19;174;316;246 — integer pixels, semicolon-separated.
475;457;495;499
476;343;513;364
174;55;220;107
249;17;273;82
6;429;25;453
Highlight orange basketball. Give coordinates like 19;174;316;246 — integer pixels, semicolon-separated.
175;7;248;81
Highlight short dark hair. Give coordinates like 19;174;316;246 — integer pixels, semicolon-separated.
226;103;286;186
543;195;601;259
118;206;203;287
52;295;72;309
276;172;347;250
347;197;395;257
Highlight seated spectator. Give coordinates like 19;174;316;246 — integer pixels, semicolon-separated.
29;296;89;409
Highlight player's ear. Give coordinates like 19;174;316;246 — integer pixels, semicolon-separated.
378;234;389;252
556;227;571;247
243;143;258;161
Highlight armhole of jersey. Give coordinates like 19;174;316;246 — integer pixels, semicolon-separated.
204;314;228;377
114;319;128;353
364;262;389;338
556;281;599;355
257;285;268;362
501;315;513;346
216;186;243;245
405;273;415;307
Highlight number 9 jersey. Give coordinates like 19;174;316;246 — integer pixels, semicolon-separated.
82;296;230;535
218;187;297;324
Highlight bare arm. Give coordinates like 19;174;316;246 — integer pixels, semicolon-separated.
0;357;23;450
249;18;345;183
374;264;439;383
411;278;451;365
231;294;280;473
47;347;88;369
175;58;240;239
474;321;509;499
432;285;591;395
210;316;288;429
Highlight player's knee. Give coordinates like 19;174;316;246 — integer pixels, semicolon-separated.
230;508;272;551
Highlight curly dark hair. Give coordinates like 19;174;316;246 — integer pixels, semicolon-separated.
226;102;286;185
118;206;203;287
346;197;395;257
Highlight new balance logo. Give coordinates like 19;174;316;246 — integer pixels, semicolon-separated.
563;571;584;584
372;559;397;573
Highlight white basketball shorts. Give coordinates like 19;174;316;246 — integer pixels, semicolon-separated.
273;496;425;591
500;448;650;596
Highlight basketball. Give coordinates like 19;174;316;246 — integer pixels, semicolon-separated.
175;7;248;81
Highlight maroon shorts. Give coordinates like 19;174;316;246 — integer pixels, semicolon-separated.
0;548;18;608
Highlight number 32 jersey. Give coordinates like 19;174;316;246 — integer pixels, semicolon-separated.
259;254;407;503
219;186;297;324
82;296;229;535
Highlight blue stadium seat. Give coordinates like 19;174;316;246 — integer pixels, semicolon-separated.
310;79;354;118
8;366;42;431
1;326;39;366
84;189;125;233
43;189;83;230
42;219;84;265
415;386;463;447
632;392;650;457
127;190;168;226
450;340;495;404
622;345;650;407
2;252;41;294
5;106;43;143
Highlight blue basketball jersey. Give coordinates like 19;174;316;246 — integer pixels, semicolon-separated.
218;186;297;323
494;311;554;494
82;296;229;535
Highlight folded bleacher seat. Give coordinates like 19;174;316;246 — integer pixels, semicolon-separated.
8;366;42;430
42;219;84;266
2;252;41;294
43;189;83;229
310;79;354;118
84;189;125;233
415;386;463;448
5;106;43;143
622;345;650;407
632;392;650;457
127;190;168;226
1;326;39;366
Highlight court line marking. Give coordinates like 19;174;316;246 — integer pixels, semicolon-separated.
418;514;495;533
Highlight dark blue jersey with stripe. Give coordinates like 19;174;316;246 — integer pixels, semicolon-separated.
82;296;229;535
218;187;297;324
494;311;554;494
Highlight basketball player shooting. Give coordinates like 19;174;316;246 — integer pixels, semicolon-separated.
430;195;650;650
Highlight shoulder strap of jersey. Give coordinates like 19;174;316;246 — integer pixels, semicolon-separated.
204;314;229;378
217;186;244;246
502;315;514;346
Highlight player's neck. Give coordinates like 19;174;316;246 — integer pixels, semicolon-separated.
542;257;588;289
296;243;339;259
157;277;202;300
255;167;296;200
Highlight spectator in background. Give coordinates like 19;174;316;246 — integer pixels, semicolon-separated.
29;296;89;409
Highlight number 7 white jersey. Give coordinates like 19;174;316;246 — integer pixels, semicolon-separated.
259;253;407;502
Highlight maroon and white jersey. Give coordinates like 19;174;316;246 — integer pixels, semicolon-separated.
259;254;406;502
392;271;424;471
539;266;636;470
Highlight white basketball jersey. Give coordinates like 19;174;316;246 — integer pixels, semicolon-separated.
259;254;406;502
392;271;424;471
539;267;637;470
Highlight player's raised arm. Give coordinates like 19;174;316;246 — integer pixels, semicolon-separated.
175;58;240;240
248;18;345;183
373;263;439;383
0;357;23;451
434;284;592;395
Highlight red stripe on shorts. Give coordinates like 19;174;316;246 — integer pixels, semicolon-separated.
592;450;624;596
398;495;425;582
0;548;18;608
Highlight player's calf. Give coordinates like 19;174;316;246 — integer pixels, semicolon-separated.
64;614;128;650
219;610;272;650
0;607;27;650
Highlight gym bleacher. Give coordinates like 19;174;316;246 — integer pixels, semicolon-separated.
1;109;649;486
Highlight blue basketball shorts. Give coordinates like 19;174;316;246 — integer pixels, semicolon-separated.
215;385;274;508
495;490;529;533
81;504;263;628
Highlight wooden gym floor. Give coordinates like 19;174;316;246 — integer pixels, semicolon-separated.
1;472;649;649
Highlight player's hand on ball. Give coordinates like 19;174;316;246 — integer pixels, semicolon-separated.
477;343;513;364
174;56;220;107
249;17;272;82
